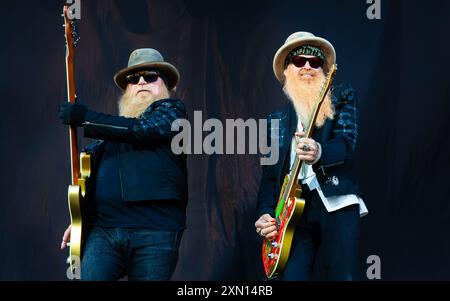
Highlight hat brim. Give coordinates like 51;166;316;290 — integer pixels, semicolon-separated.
273;36;336;84
114;62;180;90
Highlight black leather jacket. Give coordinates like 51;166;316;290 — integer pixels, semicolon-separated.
82;98;188;204
256;84;362;218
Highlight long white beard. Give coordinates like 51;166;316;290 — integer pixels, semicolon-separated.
118;88;169;118
283;67;334;128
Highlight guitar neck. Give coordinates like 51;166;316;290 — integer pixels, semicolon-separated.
66;61;79;185
69;127;79;185
64;6;80;186
284;65;337;196
285;145;308;201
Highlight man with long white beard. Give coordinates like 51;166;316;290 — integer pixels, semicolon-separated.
255;32;368;280
58;48;188;280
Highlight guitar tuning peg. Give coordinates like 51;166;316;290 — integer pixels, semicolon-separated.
63;24;66;27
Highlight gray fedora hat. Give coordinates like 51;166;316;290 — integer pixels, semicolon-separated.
273;31;336;84
114;48;180;90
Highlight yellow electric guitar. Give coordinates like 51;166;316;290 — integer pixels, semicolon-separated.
262;64;337;278
63;4;91;274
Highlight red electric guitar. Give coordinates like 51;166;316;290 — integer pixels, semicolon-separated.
262;64;337;278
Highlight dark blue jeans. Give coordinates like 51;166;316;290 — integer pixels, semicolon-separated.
279;189;360;281
81;227;183;281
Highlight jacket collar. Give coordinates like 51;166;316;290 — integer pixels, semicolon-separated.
278;101;332;169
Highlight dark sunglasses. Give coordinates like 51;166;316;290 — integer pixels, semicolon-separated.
291;56;324;69
126;71;160;85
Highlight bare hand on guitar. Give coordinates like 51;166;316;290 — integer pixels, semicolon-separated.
60;225;71;250
255;214;278;241
295;131;321;165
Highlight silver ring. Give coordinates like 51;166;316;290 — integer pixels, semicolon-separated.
257;228;264;237
302;143;311;152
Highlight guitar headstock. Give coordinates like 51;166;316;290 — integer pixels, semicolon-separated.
317;64;338;105
328;63;338;78
63;5;80;56
63;4;79;102
303;63;338;133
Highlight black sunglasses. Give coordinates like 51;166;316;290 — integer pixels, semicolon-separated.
126;71;160;85
291;56;324;69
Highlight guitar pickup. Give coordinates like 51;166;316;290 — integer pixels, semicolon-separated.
80;152;91;179
78;152;91;197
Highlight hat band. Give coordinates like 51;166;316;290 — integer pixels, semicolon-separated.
285;45;325;68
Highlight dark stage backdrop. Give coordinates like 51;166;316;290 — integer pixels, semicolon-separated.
1;0;450;280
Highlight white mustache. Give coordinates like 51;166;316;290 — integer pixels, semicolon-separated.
299;71;315;76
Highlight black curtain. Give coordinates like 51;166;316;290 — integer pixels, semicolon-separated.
1;0;450;280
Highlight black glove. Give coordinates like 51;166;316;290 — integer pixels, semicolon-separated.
58;102;88;126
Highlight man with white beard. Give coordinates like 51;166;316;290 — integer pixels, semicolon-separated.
255;32;368;280
58;48;188;280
